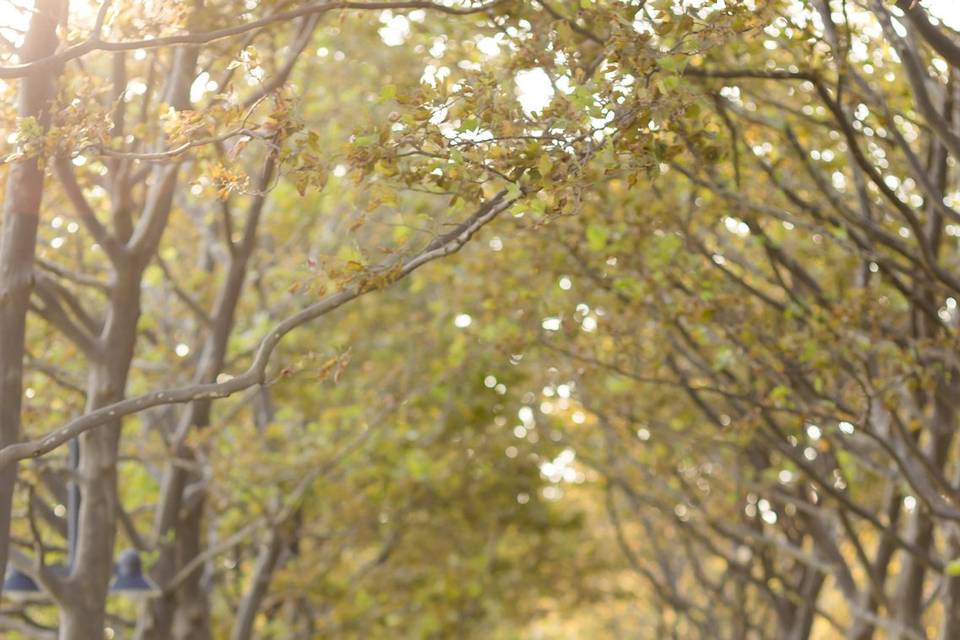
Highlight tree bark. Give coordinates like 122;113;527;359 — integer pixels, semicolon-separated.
0;0;63;599
138;157;273;640
58;51;191;634
231;529;284;640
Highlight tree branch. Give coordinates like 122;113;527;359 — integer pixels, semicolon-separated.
0;190;516;469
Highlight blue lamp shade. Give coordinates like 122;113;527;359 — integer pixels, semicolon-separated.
110;549;156;595
3;569;41;600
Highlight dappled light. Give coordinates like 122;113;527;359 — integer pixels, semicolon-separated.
3;0;960;638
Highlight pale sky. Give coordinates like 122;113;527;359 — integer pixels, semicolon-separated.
925;0;960;29
1;1;959;45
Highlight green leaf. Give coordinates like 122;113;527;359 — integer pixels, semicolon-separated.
379;84;397;102
657;55;687;73
537;154;553;177
586;224;608;251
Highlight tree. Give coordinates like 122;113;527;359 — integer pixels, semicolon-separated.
0;0;522;636
0;0;698;637
454;1;960;637
12;1;960;639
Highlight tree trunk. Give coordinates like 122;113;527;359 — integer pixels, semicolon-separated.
171;497;212;640
138;157;273;640
231;530;284;640
60;605;111;640
0;0;62;598
892;429;951;639
847;487;901;640
61;34;198;636
787;570;825;640
939;530;960;640
59;272;142;639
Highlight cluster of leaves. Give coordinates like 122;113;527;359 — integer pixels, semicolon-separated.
16;0;960;639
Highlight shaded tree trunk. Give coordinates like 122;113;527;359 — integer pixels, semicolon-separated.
0;0;62;599
137;154;273;640
231;529;284;640
59;42;193;632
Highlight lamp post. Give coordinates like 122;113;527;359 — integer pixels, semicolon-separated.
3;439;156;598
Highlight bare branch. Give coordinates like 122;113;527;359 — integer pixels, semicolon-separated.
0;190;516;469
0;1;505;80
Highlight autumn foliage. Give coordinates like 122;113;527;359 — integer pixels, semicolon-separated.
2;1;960;639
